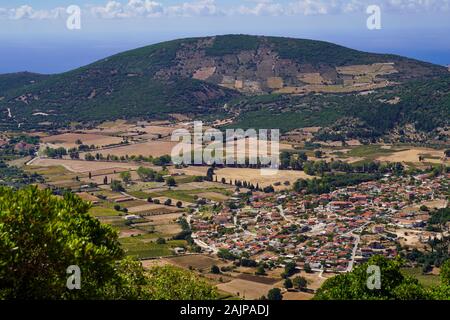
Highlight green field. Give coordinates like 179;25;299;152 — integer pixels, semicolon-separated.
89;206;121;217
120;237;187;259
401;267;441;288
148;188;232;203
346;145;403;158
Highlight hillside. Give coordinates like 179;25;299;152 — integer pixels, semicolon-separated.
0;35;448;140
225;75;450;141
0;72;49;94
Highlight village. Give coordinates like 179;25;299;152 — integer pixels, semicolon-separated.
191;172;449;274
1;119;449;299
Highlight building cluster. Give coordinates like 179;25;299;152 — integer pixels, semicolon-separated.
191;173;449;272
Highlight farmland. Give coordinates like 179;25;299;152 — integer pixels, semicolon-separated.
42;133;124;149
2;117;449;301
214;167;315;190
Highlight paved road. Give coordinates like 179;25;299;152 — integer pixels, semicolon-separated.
188;212;219;254
121;191;139;200
277;205;293;223
26;156;40;166
346;222;370;272
192;237;219;254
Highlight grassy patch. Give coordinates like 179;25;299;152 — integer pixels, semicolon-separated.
120;238;187;259
174;175;199;184
346;145;410;161
148;188;232;203
127;181;163;192
126;190;151;199
401;267;441;288
89;206;121;217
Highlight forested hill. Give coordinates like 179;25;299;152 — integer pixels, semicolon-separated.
0;34;448;141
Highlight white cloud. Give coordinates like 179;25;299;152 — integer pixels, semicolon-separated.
0;8;7;18
90;0;164;19
0;0;449;20
383;0;450;12
287;0;330;15
234;1;285;16
166;0;223;17
4;5;66;20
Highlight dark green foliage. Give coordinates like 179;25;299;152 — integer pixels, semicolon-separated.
0;161;43;188
1;35;447;138
284;278;293;289
166;177;176;187
137;167;157;182
240;258;258;268
282;262;297;278
110;180;125;192
206;167;215;181
427;208;450;229
263;185;275;193
44;147;67;158
267;288;283;300
294;173;380;195
156;238;166;245
0;187;218;299
255;265;266;276
227;75;450;137
211;265;221;274
0;72;49;93
173;218;192;241
406;237;449;270
441;260;450;286
314;256;430;300
293;276;308;291
205;34;260;56
292;159;404;194
268;36;444;75
0;186;123;299
217;248;238;261
0;135;39;160
1;38;238;130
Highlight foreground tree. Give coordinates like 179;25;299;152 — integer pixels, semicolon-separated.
120;171;132;184
0;186;217;300
110;180;125;192
284;278;293;290
267;288;283;300
314;256;431;300
293;276;308;291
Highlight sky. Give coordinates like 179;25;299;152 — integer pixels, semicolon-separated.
0;0;449;74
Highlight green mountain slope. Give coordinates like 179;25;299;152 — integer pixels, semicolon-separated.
0;72;49;94
226;75;450;139
0;35;448;139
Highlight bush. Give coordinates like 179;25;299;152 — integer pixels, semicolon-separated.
284;278;293;289
211;265;221;274
293;276;307;291
0;186;218;300
110;180;125;192
267;288;283;300
166;177;176;187
156;238;166;245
